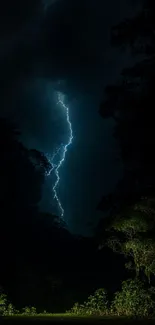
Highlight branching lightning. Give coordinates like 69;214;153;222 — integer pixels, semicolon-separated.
46;92;73;218
45;145;62;176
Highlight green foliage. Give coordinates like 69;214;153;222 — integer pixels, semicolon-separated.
0;294;7;315
112;279;154;317
124;238;155;280
69;302;86;316
0;293;19;316
22;306;37;316
69;288;108;316
106;236;122;254
3;304;18;316
112;214;149;238
105;200;155;282
85;289;108;315
0;293;7;305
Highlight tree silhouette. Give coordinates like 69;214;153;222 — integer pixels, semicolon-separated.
0;118;80;311
98;0;155;213
0;118;55;302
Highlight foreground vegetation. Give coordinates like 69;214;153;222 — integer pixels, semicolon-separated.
69;280;155;318
1;196;155;319
1;278;155;318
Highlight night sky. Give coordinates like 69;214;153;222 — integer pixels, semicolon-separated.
0;0;140;236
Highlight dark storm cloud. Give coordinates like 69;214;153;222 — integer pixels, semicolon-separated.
0;0;134;87
1;0;138;92
35;0;134;91
0;0;137;107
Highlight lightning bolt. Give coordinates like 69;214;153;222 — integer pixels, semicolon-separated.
46;92;73;219
45;146;62;177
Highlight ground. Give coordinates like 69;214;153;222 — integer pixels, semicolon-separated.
1;316;155;325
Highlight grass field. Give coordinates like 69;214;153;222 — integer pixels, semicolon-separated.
1;315;155;325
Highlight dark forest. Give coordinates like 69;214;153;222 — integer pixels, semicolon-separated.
1;0;155;323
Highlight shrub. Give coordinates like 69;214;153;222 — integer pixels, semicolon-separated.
0;294;7;316
112;279;155;318
22;306;37;316
69;288;109;316
3;303;18;316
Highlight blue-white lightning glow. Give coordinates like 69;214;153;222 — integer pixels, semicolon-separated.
45;145;62;176
46;92;73;218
